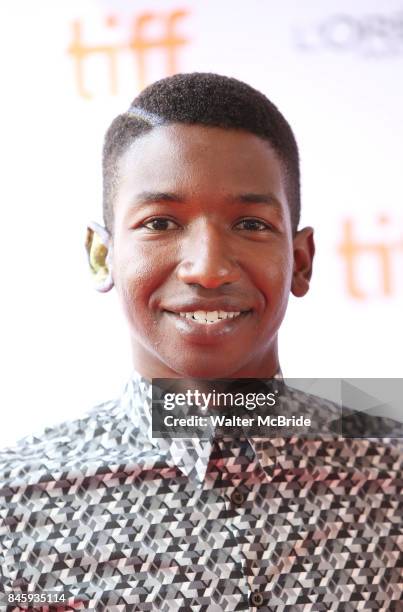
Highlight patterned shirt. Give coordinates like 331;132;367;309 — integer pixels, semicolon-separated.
1;373;402;611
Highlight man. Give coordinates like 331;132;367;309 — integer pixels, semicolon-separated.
1;73;402;610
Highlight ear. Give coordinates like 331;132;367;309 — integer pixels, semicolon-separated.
85;221;114;292
291;226;315;297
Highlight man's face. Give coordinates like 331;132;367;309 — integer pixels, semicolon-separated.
109;124;313;379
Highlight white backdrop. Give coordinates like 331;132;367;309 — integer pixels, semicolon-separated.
1;0;402;447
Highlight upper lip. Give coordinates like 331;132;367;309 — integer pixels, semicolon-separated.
163;301;252;313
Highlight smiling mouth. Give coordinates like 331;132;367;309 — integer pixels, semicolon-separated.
165;310;251;324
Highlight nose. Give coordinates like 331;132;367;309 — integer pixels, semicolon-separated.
176;221;241;289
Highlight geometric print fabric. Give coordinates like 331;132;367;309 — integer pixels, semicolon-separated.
0;373;402;610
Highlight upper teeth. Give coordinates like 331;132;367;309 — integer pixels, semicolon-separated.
179;310;241;323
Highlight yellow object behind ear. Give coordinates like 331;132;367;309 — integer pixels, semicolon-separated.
89;232;109;281
85;225;113;291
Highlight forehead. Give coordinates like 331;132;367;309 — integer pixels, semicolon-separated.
116;123;288;208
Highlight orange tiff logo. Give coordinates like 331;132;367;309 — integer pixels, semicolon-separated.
68;11;189;99
338;216;403;299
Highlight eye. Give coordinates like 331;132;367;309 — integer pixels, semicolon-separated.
234;218;273;232
143;217;179;231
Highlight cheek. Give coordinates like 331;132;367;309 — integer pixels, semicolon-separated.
255;248;293;306
112;246;165;326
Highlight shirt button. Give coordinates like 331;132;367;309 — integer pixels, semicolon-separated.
250;591;265;607
230;490;245;506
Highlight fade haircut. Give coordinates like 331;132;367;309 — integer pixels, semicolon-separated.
103;72;301;234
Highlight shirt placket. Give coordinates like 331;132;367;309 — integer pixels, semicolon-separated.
207;437;281;611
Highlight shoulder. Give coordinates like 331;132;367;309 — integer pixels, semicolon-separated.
280;383;403;452
0;397;128;488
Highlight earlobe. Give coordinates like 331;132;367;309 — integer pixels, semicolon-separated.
85;221;114;293
291;227;315;298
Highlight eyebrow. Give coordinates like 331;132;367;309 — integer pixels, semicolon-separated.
133;191;283;210
232;193;283;210
133;191;185;205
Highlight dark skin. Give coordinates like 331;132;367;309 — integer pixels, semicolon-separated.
88;124;314;380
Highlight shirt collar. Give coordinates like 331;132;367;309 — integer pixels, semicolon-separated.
121;370;284;486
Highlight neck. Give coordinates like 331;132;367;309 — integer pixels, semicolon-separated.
131;343;281;382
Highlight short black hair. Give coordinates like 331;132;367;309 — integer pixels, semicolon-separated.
103;72;300;234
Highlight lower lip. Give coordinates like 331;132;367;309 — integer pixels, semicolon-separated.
164;311;252;344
